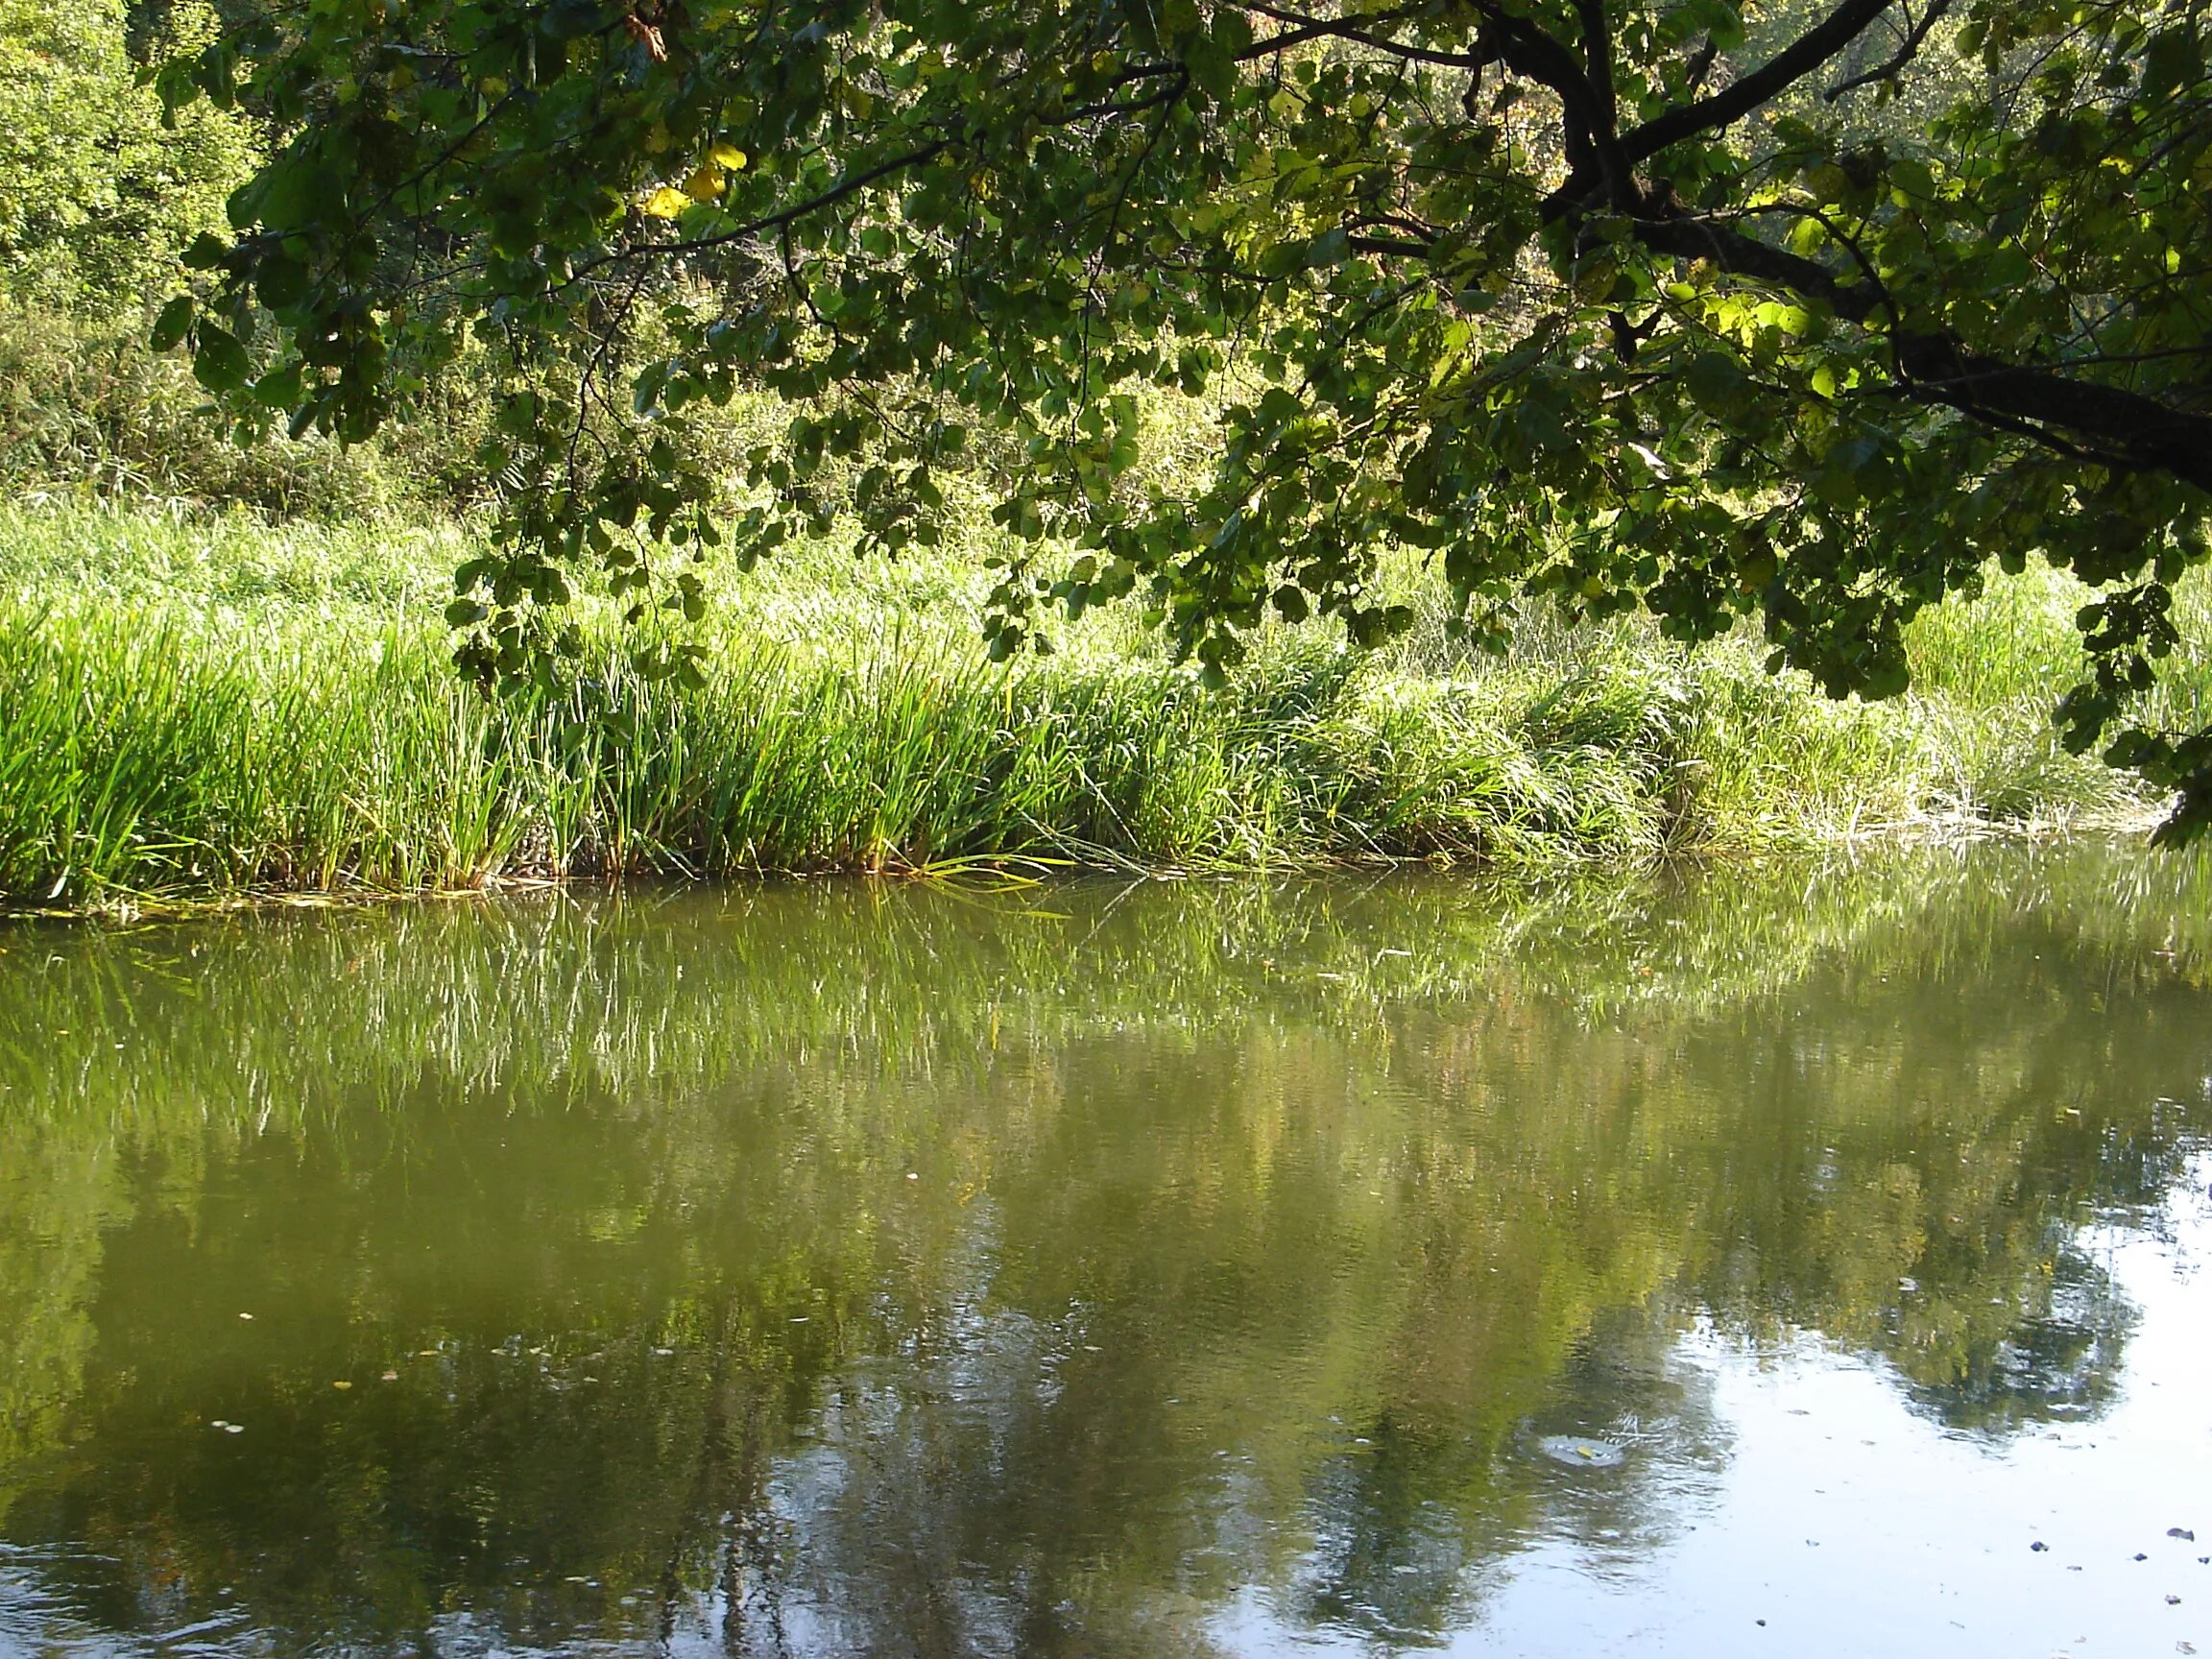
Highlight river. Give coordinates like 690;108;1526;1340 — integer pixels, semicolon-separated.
2;842;2207;1655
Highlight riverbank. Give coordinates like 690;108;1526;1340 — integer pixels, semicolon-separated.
2;501;2202;913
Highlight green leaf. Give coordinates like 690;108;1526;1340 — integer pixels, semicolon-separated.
193;325;251;393
254;252;310;310
1685;351;1750;417
253;360;304;408
2142;27;2202;100
180;232;229;271
150;297;195;353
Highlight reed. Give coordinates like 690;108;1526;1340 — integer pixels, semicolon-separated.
2;502;2201;908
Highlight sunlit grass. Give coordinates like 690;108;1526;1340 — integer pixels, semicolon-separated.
1;501;2200;908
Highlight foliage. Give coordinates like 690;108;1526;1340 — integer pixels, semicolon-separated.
0;0;252;311
155;0;2212;834
3;504;2198;906
0;0;393;510
0;298;443;510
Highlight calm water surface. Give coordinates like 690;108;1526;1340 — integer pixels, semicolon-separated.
2;844;2209;1657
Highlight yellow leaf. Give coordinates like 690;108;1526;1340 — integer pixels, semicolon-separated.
709;142;748;171
640;186;687;219
683;163;724;202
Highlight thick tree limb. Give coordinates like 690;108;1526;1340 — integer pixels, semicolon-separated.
1476;7;1631;195
1620;0;1898;162
1891;337;2212;493
1572;0;1619;130
1631;211;2212;492
1630;207;1878;318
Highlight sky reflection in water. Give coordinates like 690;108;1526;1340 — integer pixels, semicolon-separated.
1;841;2208;1656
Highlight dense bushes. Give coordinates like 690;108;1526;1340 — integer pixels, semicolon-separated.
0;0;490;513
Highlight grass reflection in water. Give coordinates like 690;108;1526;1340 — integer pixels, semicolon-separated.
0;839;2208;1655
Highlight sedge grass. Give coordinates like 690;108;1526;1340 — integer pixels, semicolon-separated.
1;501;2203;909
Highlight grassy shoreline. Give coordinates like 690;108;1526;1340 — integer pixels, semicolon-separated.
3;501;2203;914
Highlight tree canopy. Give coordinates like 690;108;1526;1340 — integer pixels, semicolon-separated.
0;0;250;310
157;0;2212;836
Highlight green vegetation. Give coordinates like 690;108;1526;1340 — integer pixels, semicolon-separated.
0;0;247;308
4;501;2205;907
156;0;2212;832
0;0;283;502
2;0;2206;906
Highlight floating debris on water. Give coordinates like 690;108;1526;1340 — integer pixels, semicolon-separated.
1538;1435;1626;1469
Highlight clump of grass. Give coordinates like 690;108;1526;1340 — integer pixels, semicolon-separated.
0;502;2200;909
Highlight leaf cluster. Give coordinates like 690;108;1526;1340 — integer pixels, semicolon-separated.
156;0;2212;834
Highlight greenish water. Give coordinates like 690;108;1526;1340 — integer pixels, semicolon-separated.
2;845;2209;1656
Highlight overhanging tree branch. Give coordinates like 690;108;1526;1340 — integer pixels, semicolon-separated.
1826;0;1957;100
1235;1;1481;66
1630;208;1879;318
563;139;953;288
1891;338;2212;493
1620;0;1899;162
1630;211;2212;491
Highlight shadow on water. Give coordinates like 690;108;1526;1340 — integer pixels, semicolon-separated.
0;839;2209;1655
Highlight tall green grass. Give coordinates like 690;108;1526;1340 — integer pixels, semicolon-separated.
2;502;2203;908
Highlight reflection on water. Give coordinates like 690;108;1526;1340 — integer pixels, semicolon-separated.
1;843;2208;1656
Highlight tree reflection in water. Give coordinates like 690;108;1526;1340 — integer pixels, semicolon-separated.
0;840;2207;1656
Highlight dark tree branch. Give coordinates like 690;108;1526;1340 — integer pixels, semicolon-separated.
1826;0;1956;100
1735;200;1899;324
1065;81;1190;121
1234;2;1478;65
1891;338;2212;493
1629;210;2212;491
1349;233;1434;255
1572;0;1618;132
1477;8;1630;197
561;62;1195;292
1629;206;1877;316
565;139;951;287
1683;32;1720;92
1620;0;1898;163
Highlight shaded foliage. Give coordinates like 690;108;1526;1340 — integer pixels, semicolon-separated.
156;0;2212;832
